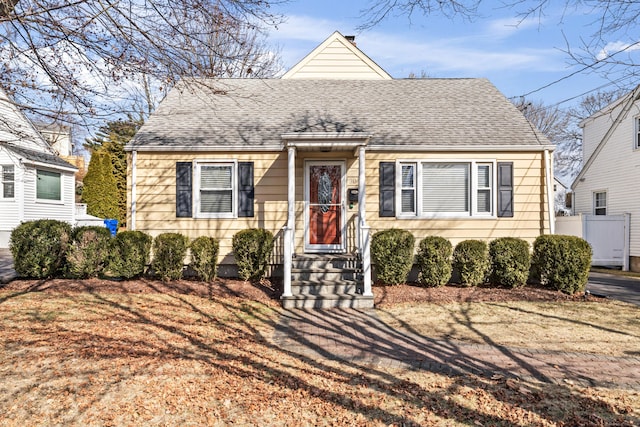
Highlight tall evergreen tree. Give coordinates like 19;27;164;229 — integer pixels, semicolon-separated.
85;116;143;224
82;150;119;221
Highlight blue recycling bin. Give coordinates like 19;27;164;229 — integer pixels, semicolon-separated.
104;219;118;236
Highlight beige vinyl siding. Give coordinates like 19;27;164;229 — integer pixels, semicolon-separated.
130;149;550;265
283;37;391;80
366;151;550;248
129;151;289;264
574;101;640;257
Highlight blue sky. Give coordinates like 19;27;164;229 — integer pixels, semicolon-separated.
268;1;638;108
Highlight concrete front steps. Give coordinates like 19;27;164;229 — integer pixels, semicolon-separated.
281;254;374;309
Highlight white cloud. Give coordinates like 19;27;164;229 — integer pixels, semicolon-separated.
268;14;564;77
597;41;640;61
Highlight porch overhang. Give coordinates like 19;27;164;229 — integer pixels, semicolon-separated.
281;132;370;154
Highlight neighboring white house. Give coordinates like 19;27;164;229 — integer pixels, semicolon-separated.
572;85;640;271
0;89;78;248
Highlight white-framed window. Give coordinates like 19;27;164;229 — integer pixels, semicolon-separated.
594;191;607;215
36;169;61;201
1;165;14;198
194;161;236;218
400;163;416;214
398;160;495;217
635;117;640;149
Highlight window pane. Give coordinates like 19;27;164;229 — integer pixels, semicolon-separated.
201;166;231;188
201;190;232;213
477;189;491;213
401;190;415;213
401;165;414;187
422;163;469;213
2;165;14;198
36;170;61;200
477;165;490;188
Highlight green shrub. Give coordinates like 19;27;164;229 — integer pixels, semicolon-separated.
452;240;489;287
415;236;452;287
65;226;112;278
190;236;220;282
10;219;72;279
531;234;592;294
108;230;152;279
232;228;274;281
489;237;531;288
371;228;415;285
152;233;189;281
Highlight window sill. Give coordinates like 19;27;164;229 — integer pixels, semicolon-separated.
36;199;64;205
396;214;497;220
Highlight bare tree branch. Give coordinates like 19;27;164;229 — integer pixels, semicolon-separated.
0;0;285;128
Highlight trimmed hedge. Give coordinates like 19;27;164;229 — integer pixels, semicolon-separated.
371;228;415;285
10;219;72;279
65;226;112;278
108;230;152;279
232;228;274;281
415;236;452;287
452;240;489;287
190;236;220;282
489;237;530;288
152;233;189;281
532;234;592;294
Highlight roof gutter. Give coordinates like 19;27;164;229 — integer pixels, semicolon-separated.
367;144;555;152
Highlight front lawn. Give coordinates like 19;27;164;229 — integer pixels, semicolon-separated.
0;278;638;426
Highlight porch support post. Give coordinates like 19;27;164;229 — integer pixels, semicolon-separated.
358;145;373;297
282;145;296;298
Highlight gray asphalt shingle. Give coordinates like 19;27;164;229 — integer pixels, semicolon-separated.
127;78;550;150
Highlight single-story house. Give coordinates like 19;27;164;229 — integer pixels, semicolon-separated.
572;85;640;271
0;89;78;248
125;31;555;307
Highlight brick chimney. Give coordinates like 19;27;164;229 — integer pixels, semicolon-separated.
345;35;356;46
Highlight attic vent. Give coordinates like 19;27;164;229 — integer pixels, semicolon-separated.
345;35;356;46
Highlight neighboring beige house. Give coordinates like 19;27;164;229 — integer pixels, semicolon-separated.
0;89;78;248
572;85;640;271
125;31;555;307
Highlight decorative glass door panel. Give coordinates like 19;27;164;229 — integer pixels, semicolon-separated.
305;162;345;252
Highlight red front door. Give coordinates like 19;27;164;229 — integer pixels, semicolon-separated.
306;163;343;251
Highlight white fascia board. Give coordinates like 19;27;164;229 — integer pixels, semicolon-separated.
367;144;556;152
124;144;284;152
21;159;78;173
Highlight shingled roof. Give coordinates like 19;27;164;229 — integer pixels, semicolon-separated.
2;143;77;170
126;78;552;151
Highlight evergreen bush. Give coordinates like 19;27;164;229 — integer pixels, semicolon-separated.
415;236;452;287
108;230;152;279
232;228;274;281
65;226;112;278
371;228;415;285
152;233;189;281
531;234;592;294
9;219;72;279
82;150;119;220
489;237;531;288
190;236;220;282
452;240;489;287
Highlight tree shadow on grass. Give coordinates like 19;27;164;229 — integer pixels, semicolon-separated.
0;282;637;426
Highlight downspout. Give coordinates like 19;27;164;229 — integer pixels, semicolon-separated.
544;149;555;234
130;150;137;230
357;145;372;297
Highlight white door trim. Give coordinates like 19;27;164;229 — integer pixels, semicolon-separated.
304;160;347;253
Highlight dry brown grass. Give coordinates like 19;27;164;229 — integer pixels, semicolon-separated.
0;279;639;426
377;300;640;357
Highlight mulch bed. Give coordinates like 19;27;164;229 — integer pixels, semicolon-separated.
2;277;599;306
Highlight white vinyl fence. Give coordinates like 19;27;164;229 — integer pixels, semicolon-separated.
555;213;630;271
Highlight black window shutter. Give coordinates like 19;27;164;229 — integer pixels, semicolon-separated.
238;162;254;217
379;162;395;217
176;162;193;218
497;162;514;217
